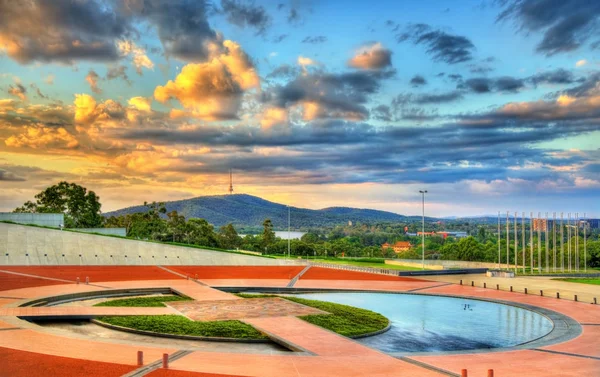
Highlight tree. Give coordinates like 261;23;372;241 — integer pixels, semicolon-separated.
262;219;276;250
14;182;102;228
166;211;186;243
219;223;242;249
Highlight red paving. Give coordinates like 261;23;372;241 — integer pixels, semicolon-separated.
147;370;246;377
171;266;305;279
0;347;135;377
0;266;182;283
0;271;69;290
0;266;598;377
300;266;430;281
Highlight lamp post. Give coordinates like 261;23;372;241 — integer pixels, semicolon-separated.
419;190;427;270
287;205;291;259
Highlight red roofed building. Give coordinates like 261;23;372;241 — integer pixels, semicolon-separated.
382;241;412;254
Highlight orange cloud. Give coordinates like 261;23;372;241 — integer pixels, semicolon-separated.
5;126;78;149
8;83;27;101
74;94;125;125
260;107;288;128
85;70;102;94
154;40;259;121
498;94;600;119
348;43;392;70
118;40;154;75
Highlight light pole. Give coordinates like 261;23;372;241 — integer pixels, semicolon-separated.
287;205;291;259
419;190;427;270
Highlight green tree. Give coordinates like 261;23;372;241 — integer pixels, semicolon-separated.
166;210;186;243
262;219;276;250
14;181;103;228
218;223;242;249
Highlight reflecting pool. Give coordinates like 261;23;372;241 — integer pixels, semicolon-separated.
294;292;553;353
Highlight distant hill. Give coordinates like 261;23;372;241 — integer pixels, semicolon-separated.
104;194;419;230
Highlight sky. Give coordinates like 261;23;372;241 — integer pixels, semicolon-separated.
0;0;599;218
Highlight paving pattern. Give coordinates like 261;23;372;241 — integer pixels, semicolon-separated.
0;266;598;377
168;297;328;321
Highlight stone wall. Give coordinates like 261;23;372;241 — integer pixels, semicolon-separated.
0;223;291;266
0;213;64;228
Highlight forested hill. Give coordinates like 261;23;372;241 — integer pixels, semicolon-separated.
104;194;416;229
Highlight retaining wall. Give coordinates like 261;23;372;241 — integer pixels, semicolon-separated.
0;223;292;266
386;259;526;270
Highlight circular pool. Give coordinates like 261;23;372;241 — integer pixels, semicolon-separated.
294;292;553;353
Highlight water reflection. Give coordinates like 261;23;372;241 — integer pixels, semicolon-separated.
294;293;553;353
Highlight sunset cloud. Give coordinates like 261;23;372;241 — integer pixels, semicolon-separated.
85;70;102;94
7;84;26;101
348;43;393;70
154;40;259;121
5;126;78;149
118;40;154;75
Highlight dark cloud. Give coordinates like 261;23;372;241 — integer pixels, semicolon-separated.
30;83;48;99
393;91;464;106
287;7;301;24
410;75;427;87
266;64;300;79
397;23;475;64
0;0;131;64
562;72;600;97
527;68;580;86
372;105;392;121
123;0;218;62
0;169;25;182
220;0;271;35
302;36;327;44
497;0;600;55
460;77;525;93
106;65;131;85
8;83;27;100
448;74;463;82
469;63;494;74
265;70;395;120
272;34;288;43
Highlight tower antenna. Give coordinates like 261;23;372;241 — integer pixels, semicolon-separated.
228;169;233;195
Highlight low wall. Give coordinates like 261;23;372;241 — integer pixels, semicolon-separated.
0;213;64;228
0;223;293;266
386;259;525;270
71;228;127;237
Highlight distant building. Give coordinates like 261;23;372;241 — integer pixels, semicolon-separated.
582;219;600;229
382;241;412;253
532;218;548;232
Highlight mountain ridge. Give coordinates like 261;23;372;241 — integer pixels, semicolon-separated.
104;193;422;229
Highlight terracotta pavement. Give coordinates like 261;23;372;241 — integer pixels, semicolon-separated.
0;267;599;377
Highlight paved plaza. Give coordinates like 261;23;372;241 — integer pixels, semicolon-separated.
0;266;598;377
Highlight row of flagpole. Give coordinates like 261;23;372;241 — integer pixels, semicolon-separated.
497;211;588;273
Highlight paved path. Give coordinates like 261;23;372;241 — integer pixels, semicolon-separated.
423;273;600;303
0;268;598;376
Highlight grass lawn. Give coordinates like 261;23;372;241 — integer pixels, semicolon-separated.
236;293;389;337
311;259;425;271
95;315;267;339
94;295;191;307
553;278;600;286
96;294;390;339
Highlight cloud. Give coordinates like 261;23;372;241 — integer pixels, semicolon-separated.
393;91;463;105
0;168;25;181
348;43;393;70
118;40;154;75
122;0;218;62
460;76;525;93
74;94;125;125
30;83;48;99
0;0;130;64
372;105;392;121
397;23;475;64
45;75;55;85
5;125;79;149
497;0;600;56
527;68;579;86
220;0;271;35
576;59;588;67
410;75;427;87
106;65;131;84
302;36;327;44
128;97;152;112
260;107;288;129
272;34;288;43
85;70;102;94
154;40;259;121
8;83;27;101
267;64;300;80
265;70;394;121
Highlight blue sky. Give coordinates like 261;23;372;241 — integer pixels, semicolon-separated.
0;0;599;217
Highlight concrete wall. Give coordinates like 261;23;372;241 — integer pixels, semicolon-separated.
72;228;127;237
386;259;525;270
0;213;64;228
0;223;292;266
